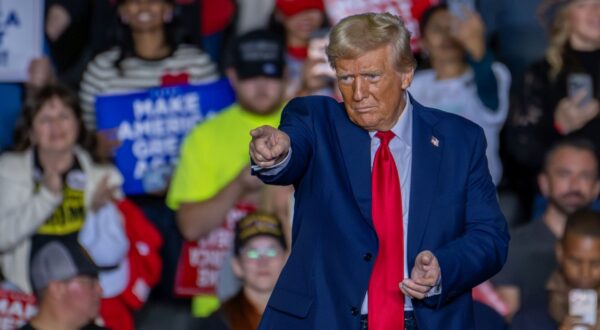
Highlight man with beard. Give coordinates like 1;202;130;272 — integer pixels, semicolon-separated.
166;30;286;316
493;138;600;322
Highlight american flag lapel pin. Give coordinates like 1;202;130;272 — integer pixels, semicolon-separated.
431;136;439;147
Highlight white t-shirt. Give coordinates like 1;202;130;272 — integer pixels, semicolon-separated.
409;62;511;185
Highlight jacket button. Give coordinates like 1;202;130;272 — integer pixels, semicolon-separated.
351;307;359;316
363;253;372;261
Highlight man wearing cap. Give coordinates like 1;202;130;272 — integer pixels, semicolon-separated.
21;240;105;330
200;212;288;330
167;30;287;316
250;12;509;330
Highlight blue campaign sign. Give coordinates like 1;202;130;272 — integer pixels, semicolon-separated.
95;79;235;195
0;0;44;81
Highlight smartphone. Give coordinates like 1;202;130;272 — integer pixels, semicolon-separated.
311;62;335;77
568;73;594;107
447;0;475;19
308;29;336;78
308;35;329;63
569;289;597;328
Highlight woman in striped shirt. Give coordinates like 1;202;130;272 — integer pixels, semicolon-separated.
79;0;219;131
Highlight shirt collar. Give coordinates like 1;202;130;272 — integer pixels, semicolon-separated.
369;92;413;147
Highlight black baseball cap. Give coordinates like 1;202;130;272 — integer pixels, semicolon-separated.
30;240;101;292
230;30;286;80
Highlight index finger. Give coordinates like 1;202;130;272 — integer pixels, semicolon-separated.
250;127;264;138
250;126;273;139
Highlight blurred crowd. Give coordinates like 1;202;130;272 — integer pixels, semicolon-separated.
0;0;598;329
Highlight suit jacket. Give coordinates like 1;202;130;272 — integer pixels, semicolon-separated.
254;95;510;330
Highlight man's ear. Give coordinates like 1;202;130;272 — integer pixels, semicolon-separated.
226;68;239;88
539;173;550;197
47;281;65;299
556;241;564;264
400;69;414;90
231;256;244;279
592;179;600;199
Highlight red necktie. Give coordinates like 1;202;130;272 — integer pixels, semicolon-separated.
368;131;405;330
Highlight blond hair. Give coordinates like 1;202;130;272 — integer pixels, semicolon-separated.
541;0;572;79
326;12;417;73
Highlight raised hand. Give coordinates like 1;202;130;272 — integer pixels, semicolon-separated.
400;250;441;300
555;93;599;134
249;125;291;168
27;57;55;89
90;175;118;211
451;8;486;60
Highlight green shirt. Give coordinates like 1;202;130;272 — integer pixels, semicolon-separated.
167;103;282;210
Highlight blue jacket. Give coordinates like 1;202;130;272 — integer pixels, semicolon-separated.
255;95;510;330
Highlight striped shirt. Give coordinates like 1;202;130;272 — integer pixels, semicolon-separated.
79;44;219;130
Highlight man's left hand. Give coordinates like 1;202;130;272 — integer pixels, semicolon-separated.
400;250;441;300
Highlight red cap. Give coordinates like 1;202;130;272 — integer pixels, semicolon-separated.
276;0;324;17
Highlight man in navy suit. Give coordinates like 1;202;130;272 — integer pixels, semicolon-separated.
249;12;509;330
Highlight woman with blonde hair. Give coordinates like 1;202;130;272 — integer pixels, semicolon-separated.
504;0;599;217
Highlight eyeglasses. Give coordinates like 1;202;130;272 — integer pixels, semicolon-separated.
241;247;282;260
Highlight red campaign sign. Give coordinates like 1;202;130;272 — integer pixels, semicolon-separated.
324;0;440;52
174;204;256;297
0;289;37;330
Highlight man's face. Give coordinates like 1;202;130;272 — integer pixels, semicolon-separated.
335;45;413;131
558;233;600;289
233;76;285;115
539;147;600;215
63;276;102;325
233;236;287;294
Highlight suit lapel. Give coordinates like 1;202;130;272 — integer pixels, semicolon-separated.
408;100;442;260
334;103;373;228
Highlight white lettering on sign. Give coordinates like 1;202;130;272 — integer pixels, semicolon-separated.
115;90;204;183
117;116;200;141
132;92;199;120
197;268;219;288
0;297;38;321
